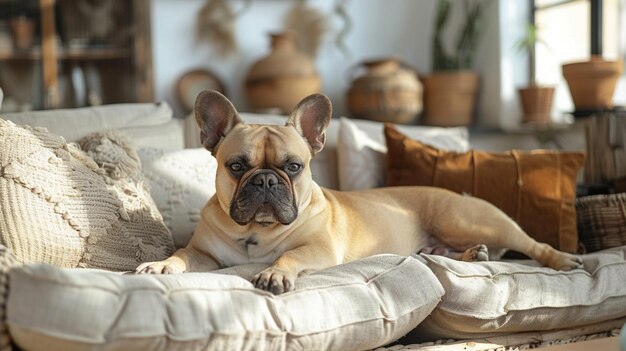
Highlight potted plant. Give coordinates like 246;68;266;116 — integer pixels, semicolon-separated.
516;24;555;124
423;0;486;127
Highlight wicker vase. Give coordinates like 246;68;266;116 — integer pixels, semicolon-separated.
245;32;321;114
562;56;624;110
346;58;423;124
518;86;555;124
423;71;478;127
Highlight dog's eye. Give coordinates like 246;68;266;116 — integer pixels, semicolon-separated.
229;163;243;172
286;163;301;173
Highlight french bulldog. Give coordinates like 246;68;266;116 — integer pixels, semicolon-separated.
136;90;583;294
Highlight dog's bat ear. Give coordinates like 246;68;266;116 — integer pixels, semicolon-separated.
195;90;242;154
286;94;332;154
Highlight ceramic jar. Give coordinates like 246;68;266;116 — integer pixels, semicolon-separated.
346;58;423;124
562;56;624;111
245;32;321;114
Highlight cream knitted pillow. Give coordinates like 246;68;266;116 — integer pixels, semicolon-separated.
0;119;175;271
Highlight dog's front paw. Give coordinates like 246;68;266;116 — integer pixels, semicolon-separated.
252;266;296;295
135;258;186;274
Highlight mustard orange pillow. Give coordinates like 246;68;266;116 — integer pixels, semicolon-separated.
384;124;586;253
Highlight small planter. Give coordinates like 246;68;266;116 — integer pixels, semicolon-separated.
9;16;35;50
423;70;478;127
518;85;555;124
562;56;623;110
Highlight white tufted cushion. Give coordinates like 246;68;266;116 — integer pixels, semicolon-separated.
7;254;443;351
407;246;626;342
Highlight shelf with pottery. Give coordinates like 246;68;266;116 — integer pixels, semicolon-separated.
0;48;131;61
464;114;589;152
0;0;152;111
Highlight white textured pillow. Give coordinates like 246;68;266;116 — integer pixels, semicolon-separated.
337;118;469;191
138;147;217;248
0;119;174;271
409;246;626;341
7;255;444;351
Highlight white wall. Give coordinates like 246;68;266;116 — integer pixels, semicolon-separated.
152;0;437;118
153;0;625;129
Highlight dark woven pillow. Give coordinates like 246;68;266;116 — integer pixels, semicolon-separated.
577;193;626;252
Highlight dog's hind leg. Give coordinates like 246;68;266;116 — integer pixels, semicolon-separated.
428;193;583;270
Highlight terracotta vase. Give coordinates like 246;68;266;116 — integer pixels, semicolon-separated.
423;71;478;127
10;16;35;50
245;32;321;114
518;86;555;124
346;58;423;124
562;56;624;111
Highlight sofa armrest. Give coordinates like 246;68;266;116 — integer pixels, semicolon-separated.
2;102;185;151
0;245;18;351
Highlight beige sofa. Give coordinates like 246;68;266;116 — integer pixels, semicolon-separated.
1;102;626;351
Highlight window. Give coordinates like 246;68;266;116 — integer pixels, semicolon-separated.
533;0;623;113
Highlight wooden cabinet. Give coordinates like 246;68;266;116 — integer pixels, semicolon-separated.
0;0;153;112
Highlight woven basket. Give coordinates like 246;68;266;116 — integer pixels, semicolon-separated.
576;193;626;252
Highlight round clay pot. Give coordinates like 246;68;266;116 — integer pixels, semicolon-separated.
346;57;423;124
562;56;624;110
518;86;555;124
423;71;478;127
245;32;321;114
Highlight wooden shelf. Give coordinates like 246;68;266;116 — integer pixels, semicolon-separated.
0;47;131;61
0;0;153;109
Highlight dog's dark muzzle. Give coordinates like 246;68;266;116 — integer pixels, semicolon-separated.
230;170;298;225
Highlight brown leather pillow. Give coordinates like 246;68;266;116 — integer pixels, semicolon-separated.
384;124;586;253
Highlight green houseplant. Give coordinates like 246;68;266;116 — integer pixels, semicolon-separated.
423;0;487;127
516;24;555;124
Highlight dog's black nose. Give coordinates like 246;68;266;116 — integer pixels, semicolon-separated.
252;172;278;189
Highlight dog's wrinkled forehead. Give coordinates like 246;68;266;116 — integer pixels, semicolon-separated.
194;90;331;159
216;123;311;166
